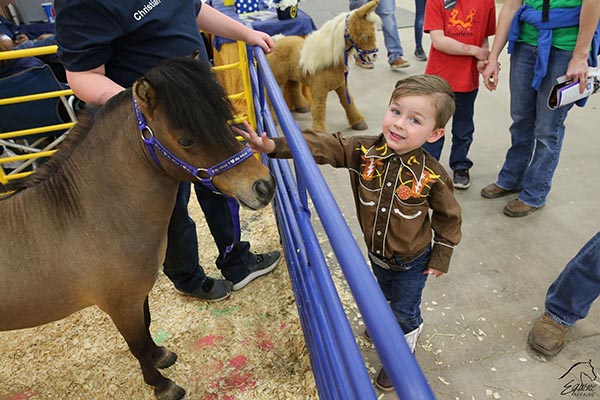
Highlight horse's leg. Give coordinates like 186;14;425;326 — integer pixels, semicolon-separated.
144;297;177;369
334;85;368;131
285;81;310;113
107;299;184;400
309;85;330;132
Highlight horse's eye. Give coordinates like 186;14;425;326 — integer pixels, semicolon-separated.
177;138;194;148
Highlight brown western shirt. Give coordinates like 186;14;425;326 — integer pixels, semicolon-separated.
270;130;462;273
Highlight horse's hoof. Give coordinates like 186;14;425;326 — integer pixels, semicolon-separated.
294;106;311;113
154;346;178;369
351;121;368;131
155;379;185;400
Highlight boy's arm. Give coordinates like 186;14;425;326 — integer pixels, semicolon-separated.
429;30;490;60
234;122;356;168
427;173;462;274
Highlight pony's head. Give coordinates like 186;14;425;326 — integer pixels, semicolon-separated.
346;0;380;63
133;58;275;209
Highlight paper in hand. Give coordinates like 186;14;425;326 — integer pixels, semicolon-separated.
548;67;600;110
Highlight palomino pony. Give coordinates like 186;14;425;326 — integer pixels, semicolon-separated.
266;0;380;131
0;58;275;400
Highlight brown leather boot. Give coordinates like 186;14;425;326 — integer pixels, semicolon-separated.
504;199;542;217
480;183;520;199
528;313;570;356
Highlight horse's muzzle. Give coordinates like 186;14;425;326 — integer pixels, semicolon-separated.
252;175;276;207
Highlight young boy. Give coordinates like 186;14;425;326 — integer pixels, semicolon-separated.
235;75;462;393
421;0;496;189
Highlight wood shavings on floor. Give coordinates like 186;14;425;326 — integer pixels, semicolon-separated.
0;204;317;400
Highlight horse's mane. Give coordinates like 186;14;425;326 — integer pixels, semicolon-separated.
300;12;351;75
1;58;235;197
143;58;235;150
300;8;380;75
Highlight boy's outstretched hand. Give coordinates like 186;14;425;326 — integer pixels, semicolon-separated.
232;121;276;154
423;268;444;278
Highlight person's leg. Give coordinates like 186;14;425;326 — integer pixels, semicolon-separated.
193;183;280;290
529;232;600;356
413;0;427;60
421;136;444;160
495;44;538;192
162;183;207;292
545;232;600;326
516;47;574;208
371;250;429;392
376;0;407;66
194;183;252;282
349;0;367;11
448;90;477;172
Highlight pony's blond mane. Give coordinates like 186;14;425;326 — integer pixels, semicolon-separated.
299;8;380;75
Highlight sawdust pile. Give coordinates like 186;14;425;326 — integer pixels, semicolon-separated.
0;204;317;400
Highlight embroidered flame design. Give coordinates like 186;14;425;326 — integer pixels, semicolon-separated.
448;8;476;30
361;156;384;181
396;169;440;200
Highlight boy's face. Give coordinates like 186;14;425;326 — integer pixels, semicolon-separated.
382;95;444;155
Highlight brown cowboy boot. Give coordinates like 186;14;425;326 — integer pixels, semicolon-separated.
528;313;570;356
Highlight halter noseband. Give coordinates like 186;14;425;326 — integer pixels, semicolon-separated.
132;95;254;193
343;14;379;103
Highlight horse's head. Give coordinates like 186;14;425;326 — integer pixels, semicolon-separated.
132;58;275;210
346;0;381;63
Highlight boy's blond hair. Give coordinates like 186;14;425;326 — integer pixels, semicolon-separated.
390;75;456;129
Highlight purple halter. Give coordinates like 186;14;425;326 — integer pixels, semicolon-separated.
133;95;253;254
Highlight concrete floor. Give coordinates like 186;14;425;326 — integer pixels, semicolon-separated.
294;1;600;399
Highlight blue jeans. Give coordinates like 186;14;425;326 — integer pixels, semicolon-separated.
545;232;600;327
349;0;404;62
370;248;430;333
414;0;426;51
422;90;477;171
162;182;253;292
495;43;574;208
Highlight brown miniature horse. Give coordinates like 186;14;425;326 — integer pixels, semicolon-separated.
0;58;275;400
266;0;380;131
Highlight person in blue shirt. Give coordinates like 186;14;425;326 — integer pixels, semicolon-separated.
54;0;280;301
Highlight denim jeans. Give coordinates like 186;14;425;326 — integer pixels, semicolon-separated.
370;248;430;333
495;43;574;208
545;232;600;327
162;182;253;292
414;0;426;51
422;90;477;172
349;0;404;62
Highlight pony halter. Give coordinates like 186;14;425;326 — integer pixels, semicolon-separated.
343;14;378;103
132;95;254;193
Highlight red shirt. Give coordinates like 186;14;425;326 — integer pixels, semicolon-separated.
424;0;496;92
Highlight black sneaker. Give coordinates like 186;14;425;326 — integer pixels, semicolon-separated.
453;169;471;190
414;48;428;62
174;277;232;302
232;251;281;291
374;367;394;393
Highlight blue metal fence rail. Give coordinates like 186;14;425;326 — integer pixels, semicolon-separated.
247;46;436;400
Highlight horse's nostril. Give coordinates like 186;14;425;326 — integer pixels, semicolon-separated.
254;177;275;201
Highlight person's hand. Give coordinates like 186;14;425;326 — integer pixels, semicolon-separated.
473;46;490;61
482;58;500;91
566;53;589;94
245;30;275;54
423;268;444;278
14;32;29;45
232;121;276;153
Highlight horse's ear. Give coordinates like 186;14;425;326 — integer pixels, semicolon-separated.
355;0;379;18
133;78;157;118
